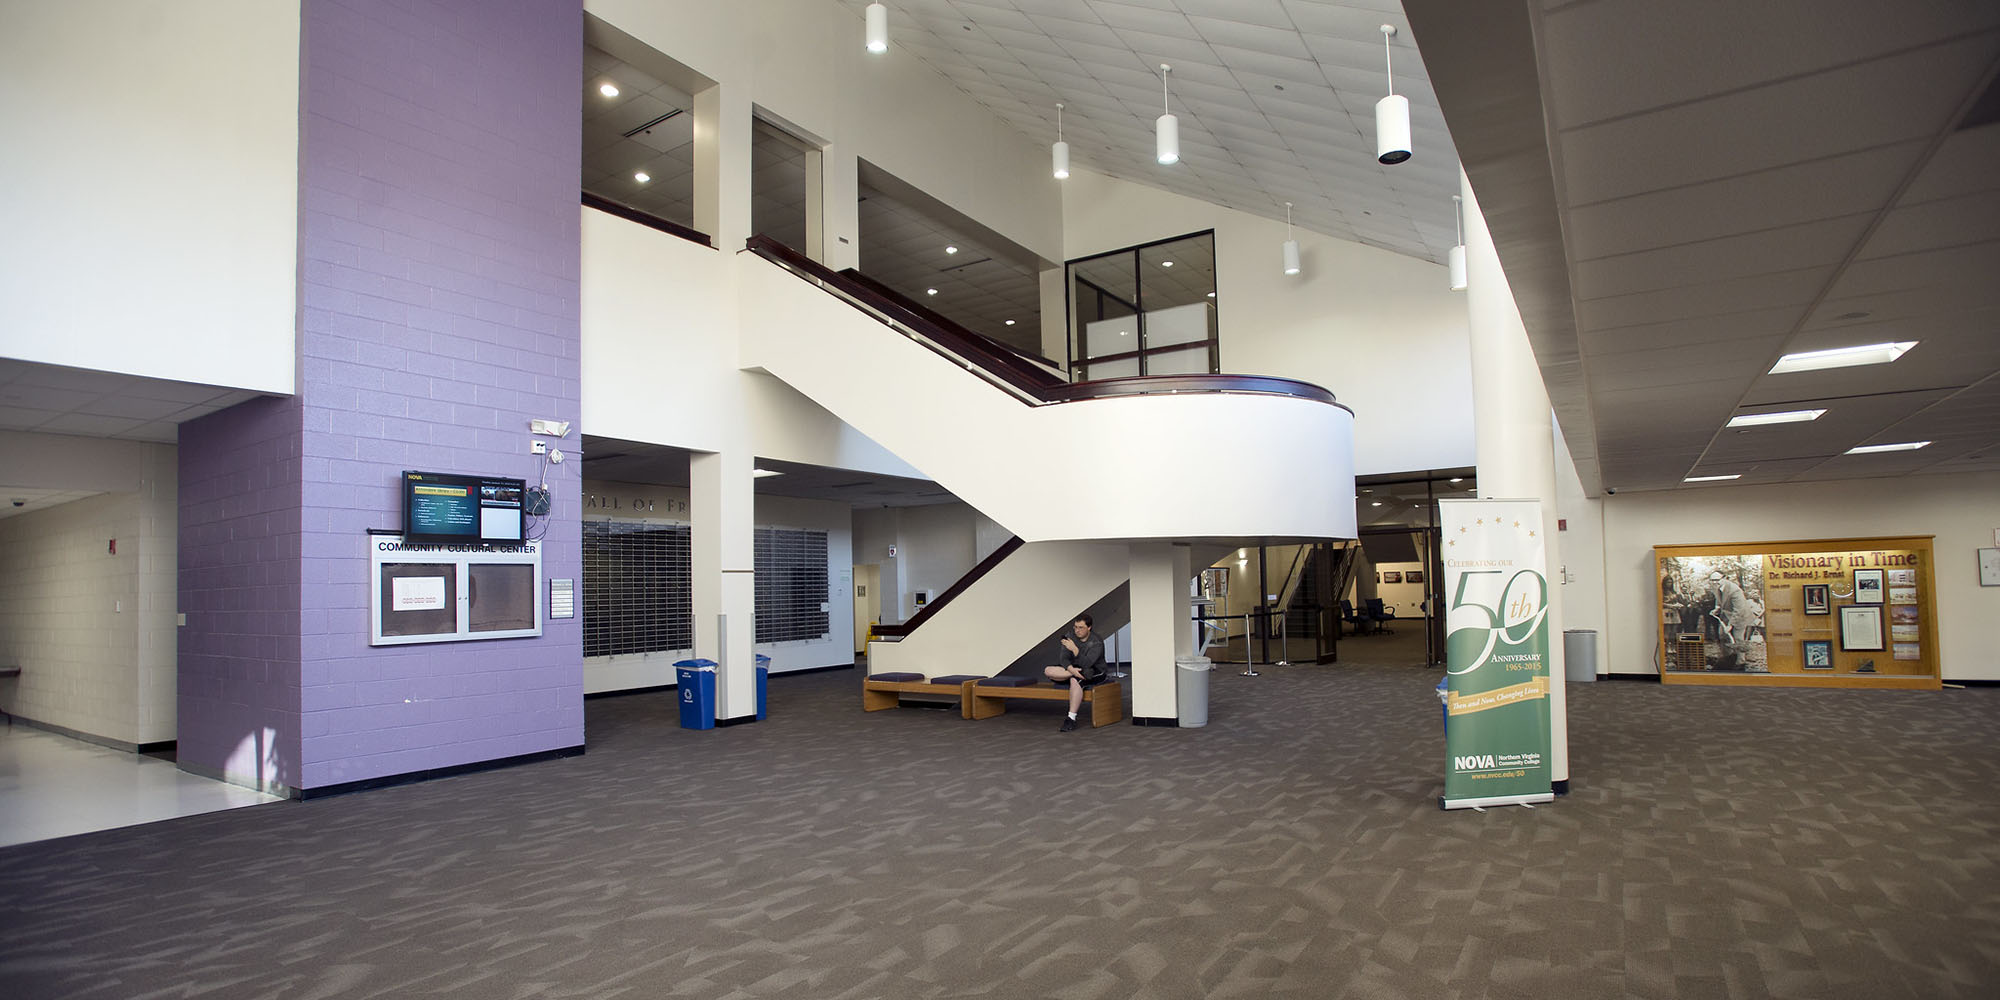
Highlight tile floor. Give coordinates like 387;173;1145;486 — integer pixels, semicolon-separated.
0;724;280;848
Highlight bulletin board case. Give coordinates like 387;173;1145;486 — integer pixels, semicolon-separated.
1652;535;1939;690
370;535;543;646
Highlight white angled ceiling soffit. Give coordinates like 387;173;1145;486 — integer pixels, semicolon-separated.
838;0;1464;264
1409;0;2000;494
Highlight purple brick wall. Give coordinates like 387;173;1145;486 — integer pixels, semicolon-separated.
178;397;305;789
293;0;583;788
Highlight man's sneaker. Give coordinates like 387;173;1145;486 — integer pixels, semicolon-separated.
1059;717;1079;733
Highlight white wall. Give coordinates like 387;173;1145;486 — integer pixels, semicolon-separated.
895;503;979;622
0;443;178;746
1372;561;1430;616
0;1;297;394
1061;170;1474;477
1597;471;2000;681
578;479;855;694
586;0;1062;263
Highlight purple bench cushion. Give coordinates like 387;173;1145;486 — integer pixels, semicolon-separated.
929;674;982;685
976;675;1040;688
869;672;924;682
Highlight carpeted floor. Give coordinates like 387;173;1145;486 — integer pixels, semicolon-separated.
2;639;1997;999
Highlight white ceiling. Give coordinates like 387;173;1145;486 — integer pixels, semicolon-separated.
1408;0;2000;494
839;0;1464;263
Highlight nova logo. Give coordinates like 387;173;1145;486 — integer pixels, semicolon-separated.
1454;755;1496;770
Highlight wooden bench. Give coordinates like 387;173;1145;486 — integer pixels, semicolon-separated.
863;675;978;713
965;679;1123;727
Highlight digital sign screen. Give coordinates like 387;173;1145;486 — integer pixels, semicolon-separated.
403;471;526;545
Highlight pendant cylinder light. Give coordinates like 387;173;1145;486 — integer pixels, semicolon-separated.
865;3;887;54
1448;194;1467;290
1053;102;1069;179
1282;202;1301;276
1156;64;1179;165
1376;26;1411;164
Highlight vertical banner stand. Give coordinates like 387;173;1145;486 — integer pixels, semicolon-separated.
1437;498;1556;810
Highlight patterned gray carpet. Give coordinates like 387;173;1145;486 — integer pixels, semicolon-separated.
2;635;1997;999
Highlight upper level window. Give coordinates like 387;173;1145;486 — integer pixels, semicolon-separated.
1067;231;1217;381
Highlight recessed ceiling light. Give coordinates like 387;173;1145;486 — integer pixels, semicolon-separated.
945;245;958;254
633;171;650;183
1004;319;1016;326
1371;501;1382;507
1685;474;1742;482
599;82;620;97
1845;441;1931;454
1160;260;1174;267
1726;408;1826;428
752;469;783;478
926;288;938;296
1448;477;1463;483
1769;341;1915;375
1206;291;1215;298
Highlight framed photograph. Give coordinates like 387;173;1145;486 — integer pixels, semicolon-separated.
1382;571;1403;584
1852;568;1885;604
1405;570;1425;584
1801;639;1833;669
1839;604;1884;652
1801;584;1830;615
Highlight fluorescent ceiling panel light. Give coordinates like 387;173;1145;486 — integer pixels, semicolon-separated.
1769;341;1916;374
1684;474;1742;482
1845;441;1930;454
1726;408;1825;428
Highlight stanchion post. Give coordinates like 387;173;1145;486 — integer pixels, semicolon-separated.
1240;610;1260;676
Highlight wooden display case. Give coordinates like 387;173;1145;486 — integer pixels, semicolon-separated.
1652;536;1940;690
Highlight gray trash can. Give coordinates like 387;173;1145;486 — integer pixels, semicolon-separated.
1564;629;1598;683
1176;655;1212;727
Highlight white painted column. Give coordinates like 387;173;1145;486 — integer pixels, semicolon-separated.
1461;169;1570;787
1129;542;1179;722
694;82;752;252
811;145;860;271
690;449;757;721
1172;544;1194;659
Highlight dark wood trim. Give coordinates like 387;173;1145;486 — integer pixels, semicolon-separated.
1066;228;1218;267
1040;374;1342;407
748;236;1059;400
582;191;713;248
837;268;1064;373
745;236;1346;412
873;536;1026;638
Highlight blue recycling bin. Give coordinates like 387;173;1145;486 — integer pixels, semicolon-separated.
674;659;717;730
755;655;771;720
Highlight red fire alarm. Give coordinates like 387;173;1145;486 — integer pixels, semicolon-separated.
1557;519;1567;532
109;538;117;555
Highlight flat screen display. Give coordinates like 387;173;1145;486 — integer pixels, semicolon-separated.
403;471;527;545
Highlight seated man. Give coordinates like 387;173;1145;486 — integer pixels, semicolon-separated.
1042;613;1106;733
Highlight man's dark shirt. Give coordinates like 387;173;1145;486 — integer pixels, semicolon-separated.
1061;633;1106;684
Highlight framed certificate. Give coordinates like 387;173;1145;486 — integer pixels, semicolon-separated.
1852;568;1885;605
1839;605;1884;652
